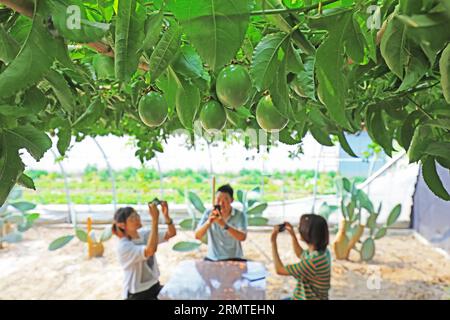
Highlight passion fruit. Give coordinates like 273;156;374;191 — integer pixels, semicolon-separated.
138;92;168;127
216;65;252;109
200;100;227;132
256;95;289;133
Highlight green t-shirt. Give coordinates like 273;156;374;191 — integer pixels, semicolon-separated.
286;249;331;300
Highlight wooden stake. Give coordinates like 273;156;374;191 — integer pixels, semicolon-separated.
212;176;216;207
87;217;93;259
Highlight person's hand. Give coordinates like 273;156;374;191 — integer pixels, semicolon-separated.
284;222;295;235
148;203;159;221
207;210;219;225
160;200;169;218
271;225;279;243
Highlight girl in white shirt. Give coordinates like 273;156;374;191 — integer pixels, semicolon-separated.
112;202;176;300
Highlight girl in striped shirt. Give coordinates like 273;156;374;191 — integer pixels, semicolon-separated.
271;214;331;300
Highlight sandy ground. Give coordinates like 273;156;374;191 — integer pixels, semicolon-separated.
0;225;449;300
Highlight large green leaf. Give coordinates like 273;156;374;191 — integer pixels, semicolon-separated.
45;0;110;42
170;0;252;70
17;173;36;190
179;218;199;230
247;216;268;226
175;76;201;130
269;57;290;118
0;135;25;206
0;25;19;63
142;11;164;51
250;32;289;91
11;201;36;212
246;203;268;216
0;0;67;99
422;157;450;200
386;204;401;226
114;0;146;81
6;126;52;161
313;10;353;128
75;228;88;243
172;241;202;252
380;13;407;79
45;70;75;114
360;237;375;261
48;235;75;251
440;43;450;103
188;191;206;214
149;23;182;82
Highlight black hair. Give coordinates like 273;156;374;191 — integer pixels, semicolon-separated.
217;184;234;199
299;214;329;252
112;207;136;238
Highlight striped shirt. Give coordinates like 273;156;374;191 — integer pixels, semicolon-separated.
285;249;331;300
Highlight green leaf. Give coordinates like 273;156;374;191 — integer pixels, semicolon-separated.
100;227;113;242
356;189;374;213
423;142;450;162
149;23;182;82
188;191;206;213
42;70;74;114
75;228;88;243
237;190;244;204
342;178;352;193
408;125;431;163
172;241;202;252
422;157;450;200
48;235;75;251
291;56;315;100
247;203;268;216
45;0;110;42
179;218;198;230
247;216;269;226
114;0;146;81
57;126;72;157
92;55;115;80
387;204;401;226
374;227;387;240
5;213;26;225
440;43;450;103
381;13;408;79
170;0;252;70
11;201;36;212
314;10;353;127
250;32;289;91
0;135;25;206
310;125;334;146
360;237;375;261
337;132;357;158
175;77;201;130
269;56;290;117
73;100;105;128
17;173;36;191
0;25;19;63
0;0;67;99
6;125;52;161
142;10;164;51
345;12;366;64
171;45;207;81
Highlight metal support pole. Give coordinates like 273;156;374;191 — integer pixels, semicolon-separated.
92;138;117;212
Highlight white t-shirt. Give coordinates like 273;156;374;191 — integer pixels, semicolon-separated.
117;228;167;299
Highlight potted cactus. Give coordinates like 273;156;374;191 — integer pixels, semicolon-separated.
326;177;402;261
0;188;40;249
48;217;112;258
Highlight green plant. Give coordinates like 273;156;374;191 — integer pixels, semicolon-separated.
48;218;112;254
0;0;449;207
0;188;40;249
327;177;402;261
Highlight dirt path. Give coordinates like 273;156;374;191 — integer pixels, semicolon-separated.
0;226;449;300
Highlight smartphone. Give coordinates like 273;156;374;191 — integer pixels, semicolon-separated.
213;204;221;216
149;197;161;206
278;223;286;232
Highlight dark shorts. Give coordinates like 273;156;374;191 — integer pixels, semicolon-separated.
126;282;163;300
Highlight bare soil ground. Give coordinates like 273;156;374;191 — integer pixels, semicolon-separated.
0;226;449;300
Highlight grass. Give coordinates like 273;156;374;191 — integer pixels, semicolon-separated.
22;167;365;205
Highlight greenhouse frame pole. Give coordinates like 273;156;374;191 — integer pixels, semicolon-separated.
51;150;75;227
311;145;323;214
92;138;117;212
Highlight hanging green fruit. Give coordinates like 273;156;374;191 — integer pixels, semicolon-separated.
200;100;227;132
256;95;288;132
138;92;168;127
216;64;252;109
